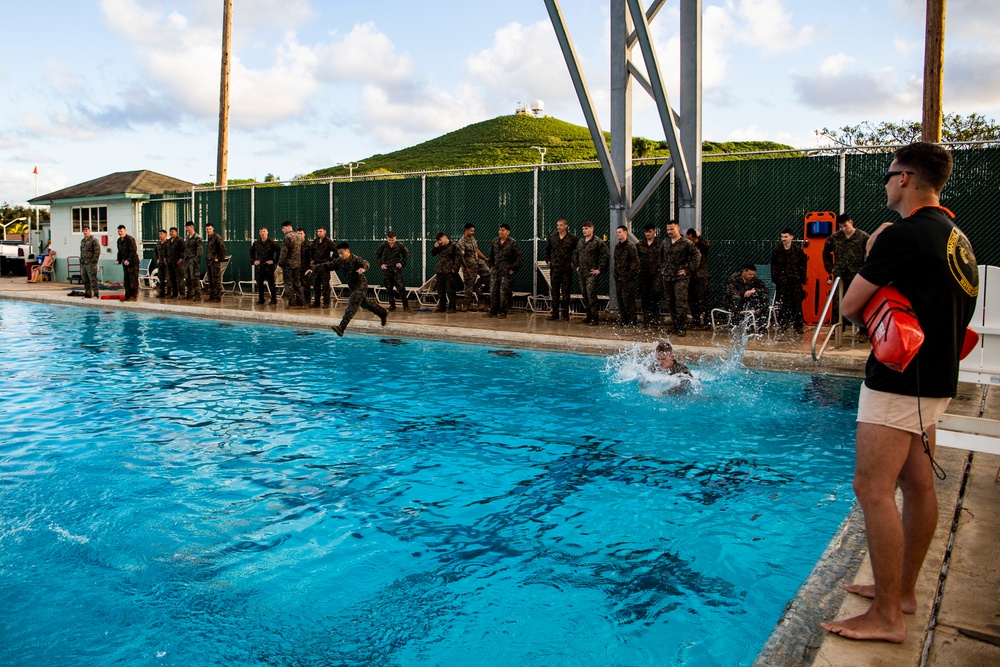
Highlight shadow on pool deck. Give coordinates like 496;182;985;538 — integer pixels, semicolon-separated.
3;277;998;667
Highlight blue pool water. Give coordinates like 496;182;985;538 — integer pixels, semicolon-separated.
0;301;860;666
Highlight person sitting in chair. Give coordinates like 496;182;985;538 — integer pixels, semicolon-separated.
726;262;770;327
28;250;56;283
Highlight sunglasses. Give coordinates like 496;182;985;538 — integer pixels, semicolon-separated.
883;170;915;185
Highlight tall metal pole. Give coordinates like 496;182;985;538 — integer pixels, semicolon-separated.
679;0;702;232
216;0;232;225
922;0;946;142
609;0;633;310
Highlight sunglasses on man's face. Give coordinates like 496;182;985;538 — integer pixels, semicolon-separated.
884;170;915;185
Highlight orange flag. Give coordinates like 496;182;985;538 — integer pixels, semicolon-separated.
33;166;38;174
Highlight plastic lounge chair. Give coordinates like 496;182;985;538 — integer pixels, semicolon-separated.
137;259;156;290
959;264;1000;385
200;257;235;296
527;261;554;313
409;275;439;308
66;256;83;284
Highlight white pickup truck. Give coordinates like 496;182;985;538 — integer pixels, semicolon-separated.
0;240;32;276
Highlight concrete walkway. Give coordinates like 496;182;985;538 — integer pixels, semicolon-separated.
3;277;997;667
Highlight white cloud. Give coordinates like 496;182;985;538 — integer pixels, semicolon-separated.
357;83;485;147
945;47;1000;109
893;38;918;56
100;0;320;129
730;0;819;54
466;20;578;114
790;63;921;113
316;22;413;85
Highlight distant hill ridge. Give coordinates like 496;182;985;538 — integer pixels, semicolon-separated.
305;115;794;178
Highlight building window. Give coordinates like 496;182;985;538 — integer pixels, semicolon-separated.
73;206;108;233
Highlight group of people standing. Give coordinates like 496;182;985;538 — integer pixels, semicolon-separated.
544;218;711;335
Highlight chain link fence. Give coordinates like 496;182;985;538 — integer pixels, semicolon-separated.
140;143;999;308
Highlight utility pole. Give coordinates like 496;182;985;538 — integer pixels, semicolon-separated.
922;0;946;142
216;0;233;226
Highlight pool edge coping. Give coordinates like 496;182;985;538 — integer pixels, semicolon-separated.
0;290;867;377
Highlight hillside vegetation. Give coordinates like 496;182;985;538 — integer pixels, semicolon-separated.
305;115;794;178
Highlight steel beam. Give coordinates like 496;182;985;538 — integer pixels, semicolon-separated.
626;0;667;49
626;0;693;202
629;158;674;220
678;0;702;231
544;0;622;205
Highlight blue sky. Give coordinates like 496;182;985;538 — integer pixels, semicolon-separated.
1;0;998;205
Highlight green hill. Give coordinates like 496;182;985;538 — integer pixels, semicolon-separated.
304;115;794;178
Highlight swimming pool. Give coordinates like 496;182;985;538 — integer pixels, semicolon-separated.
0;301;859;666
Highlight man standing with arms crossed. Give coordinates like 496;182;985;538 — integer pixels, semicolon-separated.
116;224;140;302
310;227;335;308
182;221;202;300
613;225;639;326
660;220;700;336
375;230;410;311
822;143;978;643
79;225;101;299
154;229;169;298
251;226;278;305
167;227;184;298
543;218;577;321
204;223;226;302
573;221;609;326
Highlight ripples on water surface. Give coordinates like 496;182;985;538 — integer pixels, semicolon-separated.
0;302;859;666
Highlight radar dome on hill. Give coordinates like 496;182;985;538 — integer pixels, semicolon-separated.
515;100;545;118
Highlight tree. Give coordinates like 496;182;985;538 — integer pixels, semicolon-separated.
817;113;1000;148
1;203;49;236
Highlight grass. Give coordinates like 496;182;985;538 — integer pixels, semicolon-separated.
303;115;795;178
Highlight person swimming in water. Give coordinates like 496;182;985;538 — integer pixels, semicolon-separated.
642;340;693;395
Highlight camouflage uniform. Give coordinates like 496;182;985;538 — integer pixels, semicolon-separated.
688;235;712;327
154;237;169;297
456;236;489;309
613;239;640;325
314;254;387;331
544;231;578;318
250;236;278;303
726;271;770;325
374;240;410;309
277;230;304;306
183;232;203;299
635;237;663;324
770;242;808;332
311;236;336;306
488;236;524;316
574;235;609;323
822;228;869;317
116;233;140;300
660;236;701;333
205;231;226;301
80;235;101;298
166;235;184;297
431;241;463;312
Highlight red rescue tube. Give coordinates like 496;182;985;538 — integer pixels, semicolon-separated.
863;285;925;372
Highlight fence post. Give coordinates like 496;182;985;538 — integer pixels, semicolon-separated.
669;167;676;218
190;187;196;227
250;185;255;237
533;166;539;298
421;172;427;283
839;151;847;214
328;181;334;236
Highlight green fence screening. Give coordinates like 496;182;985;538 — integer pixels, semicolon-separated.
140;144;1000;309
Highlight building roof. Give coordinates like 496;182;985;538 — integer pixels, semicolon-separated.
29;170;194;204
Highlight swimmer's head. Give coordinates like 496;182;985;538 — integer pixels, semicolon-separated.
655;340;675;368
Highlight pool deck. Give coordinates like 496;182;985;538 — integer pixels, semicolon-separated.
3;277;999;667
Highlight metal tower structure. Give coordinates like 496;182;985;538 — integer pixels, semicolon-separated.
544;0;702;306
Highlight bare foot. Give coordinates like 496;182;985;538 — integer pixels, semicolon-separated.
821;609;906;643
844;584;917;614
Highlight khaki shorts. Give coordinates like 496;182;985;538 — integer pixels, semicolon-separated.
856;384;952;435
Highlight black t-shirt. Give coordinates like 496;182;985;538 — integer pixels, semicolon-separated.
858;206;978;397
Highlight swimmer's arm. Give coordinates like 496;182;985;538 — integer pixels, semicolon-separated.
841;275;880;327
